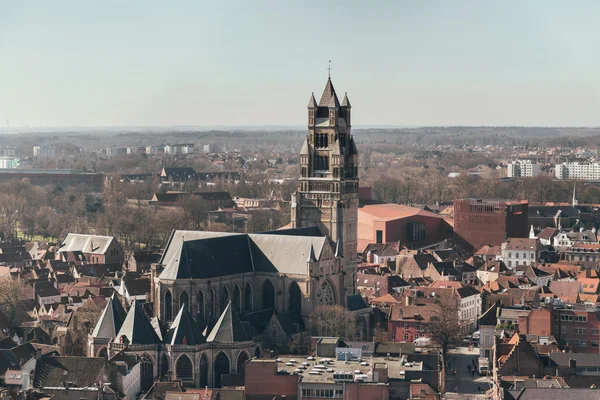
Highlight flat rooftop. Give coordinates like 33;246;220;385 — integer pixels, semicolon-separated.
273;354;423;384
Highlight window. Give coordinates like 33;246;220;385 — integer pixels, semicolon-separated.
591;329;599;335
376;230;383;244
574;340;587;347
530;253;534;259
516;253;519;258
574;327;587;335
508;261;512;267
404;333;409;341
592;341;599;348
390;332;396;341
575;315;587;322
561;314;573;322
509;253;512;258
561;326;566;334
404;322;409;330
407;222;425;242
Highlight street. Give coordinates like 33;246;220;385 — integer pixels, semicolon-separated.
444;347;493;396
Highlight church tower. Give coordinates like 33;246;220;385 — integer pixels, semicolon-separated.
291;77;359;294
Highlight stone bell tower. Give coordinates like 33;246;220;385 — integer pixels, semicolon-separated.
291;76;359;293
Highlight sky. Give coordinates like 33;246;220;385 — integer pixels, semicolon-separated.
1;1;600;128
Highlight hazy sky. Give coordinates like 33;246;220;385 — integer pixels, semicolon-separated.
1;1;600;127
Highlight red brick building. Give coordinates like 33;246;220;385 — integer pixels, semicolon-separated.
453;199;528;252
516;305;600;353
388;304;438;343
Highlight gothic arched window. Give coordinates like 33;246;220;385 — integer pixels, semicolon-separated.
244;283;253;312
319;280;335;306
289;281;302;313
164;290;172;321
262;280;275;310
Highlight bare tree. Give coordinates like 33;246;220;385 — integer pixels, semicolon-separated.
312;305;359;341
0;278;22;323
427;290;463;392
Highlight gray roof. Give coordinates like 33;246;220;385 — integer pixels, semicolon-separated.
300;137;310;155
34;356;108;388
506;388;600;400
59;233;117;255
318;77;338;107
91;293;127;339
549;352;600;367
307;92;317;108
341;92;351;108
115;300;160;345
328;92;340;109
207;302;250;343
158;230;329;281
165;305;205;345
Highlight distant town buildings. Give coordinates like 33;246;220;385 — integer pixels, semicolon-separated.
0;157;19;169
0;146;16;157
555;161;600;180
507;159;540;178
32;145;56;157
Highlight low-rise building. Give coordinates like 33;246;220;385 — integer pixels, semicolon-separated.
501;238;540;269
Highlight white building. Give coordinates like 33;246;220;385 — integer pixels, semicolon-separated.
555;161;600;180
145;145;155;155
0;157;19;169
507;159;540;178
500;237;540;269
457;286;482;334
33;145;56;157
0;146;16;157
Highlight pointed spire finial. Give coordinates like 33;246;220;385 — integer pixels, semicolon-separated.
307;244;317;263
335;240;343;258
328;60;332;78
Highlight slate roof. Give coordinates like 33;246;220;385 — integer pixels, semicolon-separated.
115;300;160;344
479;302;499;326
124;278;150;296
341;92;351;107
91;293;127;339
131;253;161;263
34;280;60;298
318;77;338;107
549;352;600;368
456;286;481;299
273;311;305;336
346;294;369;311
505;388;600;400
165;305;205;345
0;342;37;374
33;356;108;388
307;92;318;108
162;167;196;181
59;233;117;255
206;302;250;343
158;230;330;280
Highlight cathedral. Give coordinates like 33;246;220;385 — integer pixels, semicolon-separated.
89;76;365;389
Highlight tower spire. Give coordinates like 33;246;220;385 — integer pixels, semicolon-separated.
573;182;578;206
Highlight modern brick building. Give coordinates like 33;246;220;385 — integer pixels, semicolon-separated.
358;204;454;252
453;199;529;252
